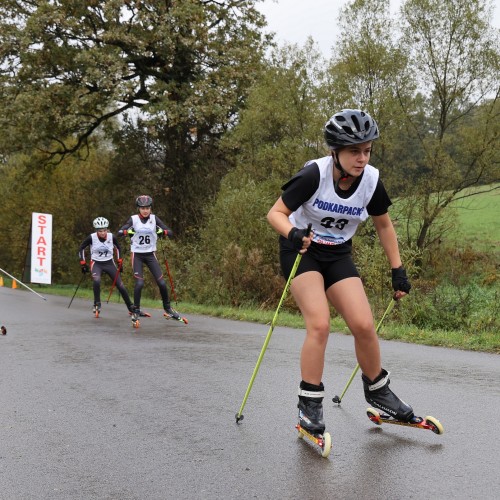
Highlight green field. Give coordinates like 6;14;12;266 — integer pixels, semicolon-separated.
448;184;500;252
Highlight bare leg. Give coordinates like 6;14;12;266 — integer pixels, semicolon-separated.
291;271;331;385
326;277;381;381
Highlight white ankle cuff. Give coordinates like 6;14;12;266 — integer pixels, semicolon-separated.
298;388;325;398
368;371;391;391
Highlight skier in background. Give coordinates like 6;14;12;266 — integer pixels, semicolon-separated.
118;195;185;324
78;216;134;317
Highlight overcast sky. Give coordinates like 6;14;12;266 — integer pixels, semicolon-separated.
257;0;500;57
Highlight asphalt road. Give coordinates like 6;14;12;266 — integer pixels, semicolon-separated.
1;286;499;500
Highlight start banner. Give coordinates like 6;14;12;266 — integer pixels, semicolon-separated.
31;212;52;284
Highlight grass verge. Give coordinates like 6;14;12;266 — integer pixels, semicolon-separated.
7;281;498;354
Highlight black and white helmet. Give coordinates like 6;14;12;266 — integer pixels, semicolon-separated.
136;195;153;207
324;109;379;149
93;217;109;229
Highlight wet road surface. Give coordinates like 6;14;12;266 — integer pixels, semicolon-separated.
1;286;499;499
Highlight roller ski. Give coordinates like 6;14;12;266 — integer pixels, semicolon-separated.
366;407;444;434
296;425;332;458
92;302;101;318
163;306;188;324
296;382;332;458
363;368;443;435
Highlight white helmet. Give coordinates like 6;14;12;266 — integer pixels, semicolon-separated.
93;217;109;229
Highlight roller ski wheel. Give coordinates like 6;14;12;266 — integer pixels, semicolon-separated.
1;325;6;335
366;407;444;435
295;424;332;458
163;311;188;324
130;315;140;329
92;304;101;318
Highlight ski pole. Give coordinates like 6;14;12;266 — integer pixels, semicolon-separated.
163;257;177;304
332;296;397;404
236;223;311;424
160;240;178;304
110;229;134;303
0;267;46;301
106;261;122;304
68;272;86;309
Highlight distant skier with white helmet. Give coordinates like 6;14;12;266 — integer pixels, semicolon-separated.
78;216;134;317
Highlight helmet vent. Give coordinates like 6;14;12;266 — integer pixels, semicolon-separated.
351;115;361;132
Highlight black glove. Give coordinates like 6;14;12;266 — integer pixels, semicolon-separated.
80;260;89;274
288;226;310;251
392;266;411;293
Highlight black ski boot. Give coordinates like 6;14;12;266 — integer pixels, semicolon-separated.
135;309;151;317
297;381;326;435
362;369;414;421
164;305;182;321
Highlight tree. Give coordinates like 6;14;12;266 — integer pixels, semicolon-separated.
327;0;500;251
0;0;269;157
0;0;271;234
325;0;414;178
184;41;329;306
397;0;500;249
0;148;115;282
225;39;328;181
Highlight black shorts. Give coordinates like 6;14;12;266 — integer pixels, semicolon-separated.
279;237;359;290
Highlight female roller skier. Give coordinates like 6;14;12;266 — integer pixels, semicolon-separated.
78;217;134;317
118;195;185;324
267;109;413;436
